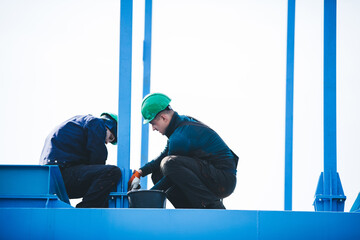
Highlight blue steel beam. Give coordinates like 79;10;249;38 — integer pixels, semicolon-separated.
1;209;359;239
140;0;153;189
323;0;337;178
116;0;133;208
117;0;133;172
284;0;295;211
314;0;346;211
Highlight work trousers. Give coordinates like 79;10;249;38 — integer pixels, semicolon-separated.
60;164;121;208
151;155;236;209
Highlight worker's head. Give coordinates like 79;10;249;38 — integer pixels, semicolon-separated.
141;93;172;124
141;93;173;135
100;112;118;145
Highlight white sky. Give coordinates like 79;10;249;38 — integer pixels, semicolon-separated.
0;0;359;211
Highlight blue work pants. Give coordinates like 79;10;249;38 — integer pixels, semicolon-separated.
60;164;121;208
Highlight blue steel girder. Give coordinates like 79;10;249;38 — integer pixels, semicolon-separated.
284;0;295;211
117;0;132;173
140;0;153;189
1;209;359;239
314;0;346;211
116;0;133;207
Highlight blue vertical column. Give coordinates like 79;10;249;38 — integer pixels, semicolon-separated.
140;0;153;189
113;0;133;208
284;0;295;211
323;0;337;185
324;0;337;188
314;0;346;211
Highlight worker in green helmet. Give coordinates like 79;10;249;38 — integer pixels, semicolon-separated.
128;93;238;209
40;113;121;208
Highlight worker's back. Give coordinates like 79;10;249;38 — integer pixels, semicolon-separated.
39;114;108;167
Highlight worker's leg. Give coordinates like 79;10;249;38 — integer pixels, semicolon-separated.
160;155;236;209
151;169;193;208
61;164;121;208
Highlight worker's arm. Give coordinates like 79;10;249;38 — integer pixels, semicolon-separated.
139;142;169;176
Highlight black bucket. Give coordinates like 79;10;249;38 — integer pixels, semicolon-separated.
127;190;166;208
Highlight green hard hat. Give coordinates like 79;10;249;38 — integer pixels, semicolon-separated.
100;112;118;145
141;93;171;124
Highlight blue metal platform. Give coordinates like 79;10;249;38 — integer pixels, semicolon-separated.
0;208;359;239
1;164;358;239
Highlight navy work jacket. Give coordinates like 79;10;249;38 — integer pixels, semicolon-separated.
140;112;238;176
39;115;108;168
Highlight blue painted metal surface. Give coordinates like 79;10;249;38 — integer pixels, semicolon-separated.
109;168;132;208
314;172;346;211
350;192;360;212
117;0;133;172
140;0;153;189
0;165;71;208
116;0;133;207
323;0;337;171
284;0;295;211
0;208;359;239
314;0;346;211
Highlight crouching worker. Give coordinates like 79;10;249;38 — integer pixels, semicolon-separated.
128;93;238;209
40;113;121;208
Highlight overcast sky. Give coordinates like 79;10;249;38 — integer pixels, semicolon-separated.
0;0;359;211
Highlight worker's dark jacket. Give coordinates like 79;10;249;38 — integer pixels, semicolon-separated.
39;115;108;168
140;112;238;176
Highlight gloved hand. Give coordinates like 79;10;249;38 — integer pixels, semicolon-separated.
128;170;141;191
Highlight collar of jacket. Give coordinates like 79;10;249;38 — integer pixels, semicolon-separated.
165;111;181;138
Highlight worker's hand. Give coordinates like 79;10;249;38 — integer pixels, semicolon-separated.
128;170;142;191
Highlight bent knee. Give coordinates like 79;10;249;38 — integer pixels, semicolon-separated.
105;165;122;180
160;155;179;174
